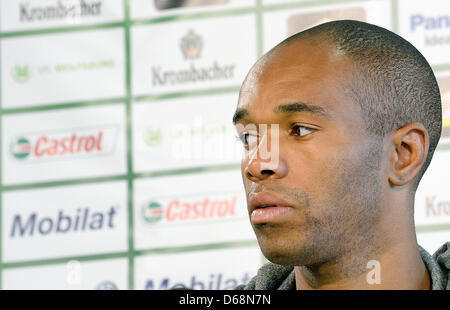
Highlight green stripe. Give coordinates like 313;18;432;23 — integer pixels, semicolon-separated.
432;64;450;73
133;163;241;180
1;240;259;269
416;223;450;233
0;7;257;39
1;97;126;115
1;174;129;192
128;6;256;27
0;86;241;115
133;240;259;257
256;0;264;58
261;0;370;12
132;86;241;103
2;251;129;269
0;22;126;39
391;0;399;33
0;163;242;192
0;28;3;288
124;0;135;291
436;142;450;152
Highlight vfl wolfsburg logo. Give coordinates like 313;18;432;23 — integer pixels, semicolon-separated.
180;29;203;60
11;65;31;83
142;201;163;224
10;137;32;159
143;128;162;147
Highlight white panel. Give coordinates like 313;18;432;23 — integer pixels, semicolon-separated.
1;0;124;32
262;0;391;53
133;170;256;249
134;247;261;290
2;181;128;262
131;14;256;96
415;144;450;226
398;0;450;66
132;93;243;173
1;28;126;108
3;258;128;290
130;0;255;19
2;104;127;185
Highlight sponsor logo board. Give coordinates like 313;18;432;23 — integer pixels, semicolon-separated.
2;181;128;262
262;1;391;53
1;28;125;108
437;74;450;137
398;0;450;66
133;170;255;249
132;94;242;173
2;258;127;289
134;247;261;290
131;15;256;96
0;0;124;32
415;148;450;226
2;105;127;185
129;0;254;19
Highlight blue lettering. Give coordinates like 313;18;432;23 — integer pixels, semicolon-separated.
411;14;424;31
56;210;71;233
10;213;37;237
411;14;450;32
38;217;53;234
9;206;117;238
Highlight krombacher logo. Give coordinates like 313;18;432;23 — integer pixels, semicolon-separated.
19;0;103;23
180;30;203;60
151;29;236;87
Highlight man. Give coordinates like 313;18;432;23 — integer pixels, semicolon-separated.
232;20;449;290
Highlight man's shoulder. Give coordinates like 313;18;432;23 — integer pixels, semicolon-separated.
234;262;295;290
430;242;450;290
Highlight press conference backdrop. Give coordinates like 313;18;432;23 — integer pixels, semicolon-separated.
0;0;449;290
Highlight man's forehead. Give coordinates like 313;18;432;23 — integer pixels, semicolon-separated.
237;40;354;109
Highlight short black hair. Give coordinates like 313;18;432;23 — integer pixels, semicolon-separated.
280;20;442;188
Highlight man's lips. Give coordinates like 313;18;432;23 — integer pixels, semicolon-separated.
248;191;296;225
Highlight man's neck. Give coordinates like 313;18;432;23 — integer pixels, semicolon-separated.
294;240;431;290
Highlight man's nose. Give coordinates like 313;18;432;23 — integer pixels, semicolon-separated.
243;146;288;182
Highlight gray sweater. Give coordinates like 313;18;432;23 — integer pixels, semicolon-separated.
235;242;450;290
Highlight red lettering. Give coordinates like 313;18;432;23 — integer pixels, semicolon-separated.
85;136;96;152
166;200;179;222
217;201;229;217
76;136;85;153
60;137;70;155
191;202;205;220
47;139;58;156
69;134;77;153
34;136;48;157
95;131;103;151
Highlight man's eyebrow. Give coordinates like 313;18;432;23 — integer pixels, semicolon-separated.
232;108;249;125
232;102;330;125
275;102;330;118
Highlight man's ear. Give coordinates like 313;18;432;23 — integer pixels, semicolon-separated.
388;123;429;186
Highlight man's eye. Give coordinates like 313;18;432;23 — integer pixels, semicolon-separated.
291;125;315;137
236;133;258;149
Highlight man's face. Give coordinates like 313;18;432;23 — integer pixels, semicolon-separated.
234;38;386;267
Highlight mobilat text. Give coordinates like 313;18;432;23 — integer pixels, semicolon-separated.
145;272;252;290
143;195;239;224
10;206;117;238
19;0;103;23
11;126;118;161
